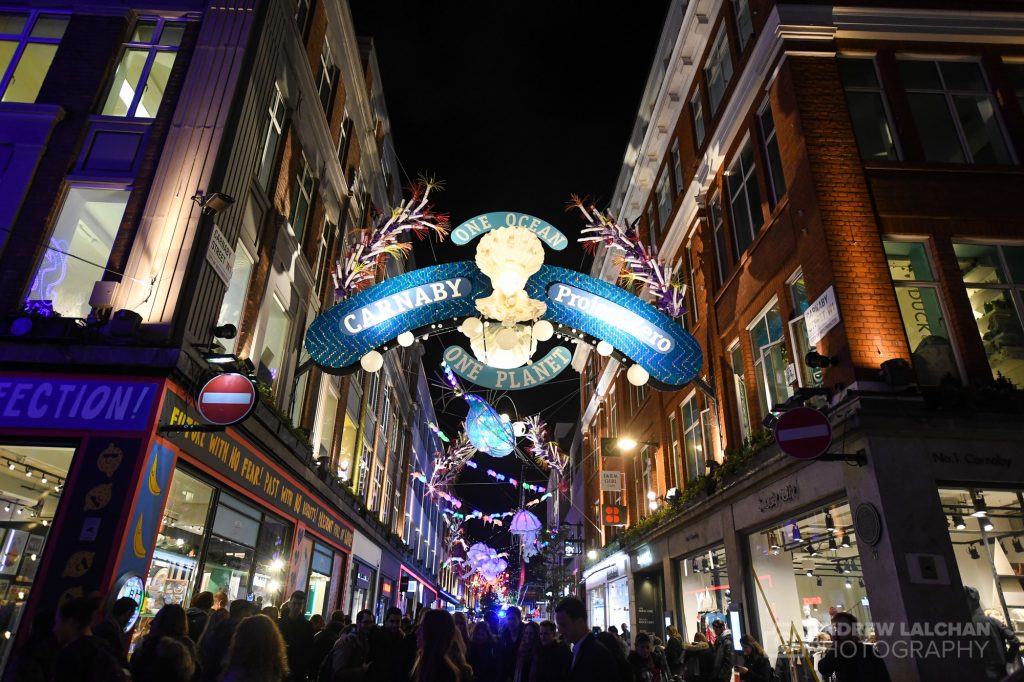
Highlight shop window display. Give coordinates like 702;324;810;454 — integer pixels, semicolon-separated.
607;578;630;636
679;545;730;641
0;444;73;669
748;501;870;675
306;542;334;617
588;586;606;631
941;488;1024;639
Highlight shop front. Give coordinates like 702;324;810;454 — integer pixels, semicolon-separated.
350;531;381;616
0;373;162;670
377;552;401;618
399;564;437;616
132;386;354;636
678;544;731;642
583;551;629;631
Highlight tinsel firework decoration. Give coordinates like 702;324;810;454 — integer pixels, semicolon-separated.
334;176;450;300
523;415;566;475
424;432;477;501
570;195;687;318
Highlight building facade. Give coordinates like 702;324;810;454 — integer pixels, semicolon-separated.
575;2;1024;680
0;0;457;670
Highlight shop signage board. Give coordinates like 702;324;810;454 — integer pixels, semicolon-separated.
600;471;623;492
197;373;256;425
442;345;572;390
774;407;832;460
805;285;840;345
205;224;234;286
160;391;354;549
0;377;159;431
602;504;626;526
114;441;176;584
451;211;569;250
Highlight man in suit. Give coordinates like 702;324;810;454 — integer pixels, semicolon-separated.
553;597;619;682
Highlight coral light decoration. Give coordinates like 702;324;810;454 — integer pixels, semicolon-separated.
422;433;476;502
334;177;450;300
509;509;543;562
523;415;566;475
466;542;508;582
570;195;687;318
464;394;516;457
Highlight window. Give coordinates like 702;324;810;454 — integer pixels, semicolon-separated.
369;461;383;511
294;0;312;36
257;85;286;191
608;385;618;437
749;303;792;417
883;241;961;386
1005;61;1024;112
787;273;823;388
640;445;654;515
314;219;337;299
646;204;659;248
710;194;730;285
954;243;1024;387
668;413;682;488
215;245;254;354
337;113;352;167
289;153;316;242
838;56;898;161
728;342;752;441
704;27;733;114
726;139;764;260
28;187;129;318
316;382;339;461
686;245;699;326
758;102;786;206
898;58;1012;165
315;40;335;114
257;294;290;391
670;138;684;194
656;172;672;237
101;19;183;118
732;0;753;51
691;89;706;146
681;393;704;482
0;11;67;103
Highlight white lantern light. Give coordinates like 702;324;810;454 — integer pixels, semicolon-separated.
627;364;650;386
475;227;545;296
512;421;527;437
360;350;384;373
461;317;483;337
532;320;554;342
496;327;519;350
397;331;415;347
596;340;614;357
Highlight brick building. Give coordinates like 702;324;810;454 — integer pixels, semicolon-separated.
0;0;459;669
573;2;1024;679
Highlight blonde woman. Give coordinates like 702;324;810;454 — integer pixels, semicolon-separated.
220;615;288;682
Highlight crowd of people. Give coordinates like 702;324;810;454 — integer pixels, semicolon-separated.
3;590;904;682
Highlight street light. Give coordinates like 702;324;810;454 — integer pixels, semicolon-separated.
587;549;598;560
601;437;659;458
618;437;638;451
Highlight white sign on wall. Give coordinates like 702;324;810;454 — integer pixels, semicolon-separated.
600;471;623;492
805;285;841;345
206;224;235;286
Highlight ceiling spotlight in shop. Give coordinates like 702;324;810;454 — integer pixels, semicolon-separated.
825;510;835;533
968;544;981;560
859;578;865;588
979;517;994;532
971;492;988;517
806;568;814;577
845;578;853;589
953;514;967;530
816;577;823;587
790;523;801;542
692;558;701;574
840;530;852;548
807;544;820;558
1014;537;1023;553
828;536;837;551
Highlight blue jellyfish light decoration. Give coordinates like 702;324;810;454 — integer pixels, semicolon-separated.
464;394;516;457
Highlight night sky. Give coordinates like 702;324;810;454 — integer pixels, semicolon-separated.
350;2;670;553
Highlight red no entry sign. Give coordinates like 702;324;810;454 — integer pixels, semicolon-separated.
774;406;832;460
198;373;256;426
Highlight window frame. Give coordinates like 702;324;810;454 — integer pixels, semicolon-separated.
726;136;764;262
747;298;792;418
704;26;734;115
691;88;706;146
656;171;673;238
257;84;286;191
681;391;705;483
727;340;752;442
315;39;336;114
731;0;754;52
670;138;684;195
289;152;316;243
757;100;786;207
100;17;183;119
709;193;729;286
838;54;901;161
0;10;67;103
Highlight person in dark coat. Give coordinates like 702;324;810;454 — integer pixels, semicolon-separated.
92;597;137;668
709;620;733;682
320;608;374;681
186;592;214;644
734;635;772;682
466;621;500;682
52;596;125;682
278;591;316;681
368;607;405;682
595;632;633;682
130;603;200;682
197;598;256;682
552;597;620;682
681;632;714;682
498;607;524;682
7;610;57;682
663;627;683;678
311;610;347;675
411;610;473;682
530;620;570;682
627;633;663;682
817;612;890;682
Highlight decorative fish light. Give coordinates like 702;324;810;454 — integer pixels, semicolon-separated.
463;394;516;457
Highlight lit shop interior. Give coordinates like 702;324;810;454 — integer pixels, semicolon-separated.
587;571;630;632
0;444;71;668
139;468;291;637
678;545;731;640
748;501;868;662
941;488;1024;638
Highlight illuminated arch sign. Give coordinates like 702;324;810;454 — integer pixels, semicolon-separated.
526;265;702;388
306;262;702;389
305;262;491;372
443;345;572;390
451;212;569;250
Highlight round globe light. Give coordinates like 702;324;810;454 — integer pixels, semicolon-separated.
495;327;520;350
360;350;384;373
596;340;614;357
397;331;415;347
532;320;554;342
627;364;650;386
462;317;483;337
